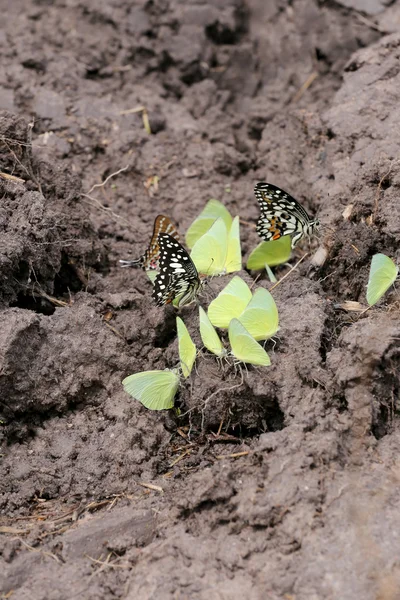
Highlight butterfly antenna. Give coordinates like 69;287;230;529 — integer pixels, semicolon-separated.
202;278;216;302
118;258;142;268
243;361;249;379
188;369;195;396
318;223;335;234
239;218;256;230
202;257;216;281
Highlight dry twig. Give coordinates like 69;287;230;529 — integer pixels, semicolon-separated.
270;253;308;291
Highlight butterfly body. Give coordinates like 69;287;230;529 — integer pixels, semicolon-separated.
119;215;180;270
255;183;319;249
153;234;202;307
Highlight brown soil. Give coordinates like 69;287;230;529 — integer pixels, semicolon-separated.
1;1;400;599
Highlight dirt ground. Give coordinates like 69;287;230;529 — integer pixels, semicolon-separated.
1;0;400;598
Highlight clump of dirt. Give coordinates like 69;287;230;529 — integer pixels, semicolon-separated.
0;113;106;309
1;1;400;599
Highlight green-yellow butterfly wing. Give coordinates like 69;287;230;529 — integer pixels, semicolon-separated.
239;288;279;341
199;306;226;358
176;317;196;378
185;199;233;249
122;369;179;410
190;218;228;275
366;253;399;306
225;215;242;273
247;236;292;270
146;270;158;283
208;276;252;328
228;319;271;367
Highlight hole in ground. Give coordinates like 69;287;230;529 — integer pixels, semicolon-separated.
154;311;177;348
53;252;85;297
371;350;400;440
226;395;285;436
12;291;56;315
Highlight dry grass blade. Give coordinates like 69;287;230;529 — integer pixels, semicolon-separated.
354;12;387;33
103;321;126;340
176;427;190;441
0;526;30;535
270;253;308;291
17;538;61;563
33;290;71;307
85;553;129;570
119;106;151;133
169;449;191;467
334;301;366;312
119;105;146;115
291;72;318;103
216;451;249;460
0;171;25;183
142;109;151;134
137;482;163;493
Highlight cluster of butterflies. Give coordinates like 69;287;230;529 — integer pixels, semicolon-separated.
120;182;399;411
120;182;319;410
120;183;319;308
123;278;279;409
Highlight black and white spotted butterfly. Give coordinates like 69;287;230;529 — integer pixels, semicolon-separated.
152;234;202;307
255;182;319;249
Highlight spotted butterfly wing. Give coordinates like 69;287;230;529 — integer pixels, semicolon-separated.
119;215;180;269
255;183;319;249
153;234;201;307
